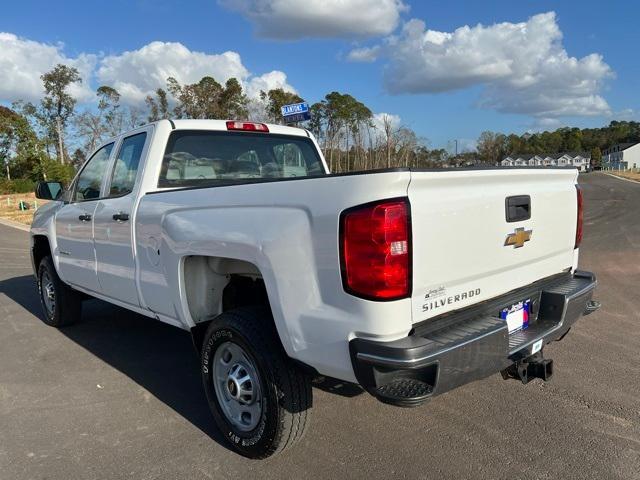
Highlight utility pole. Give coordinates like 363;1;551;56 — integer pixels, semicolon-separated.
448;139;459;157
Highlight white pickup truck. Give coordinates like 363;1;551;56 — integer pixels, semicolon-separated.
31;119;599;458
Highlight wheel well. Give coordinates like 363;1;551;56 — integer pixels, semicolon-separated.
184;255;274;353
32;235;52;269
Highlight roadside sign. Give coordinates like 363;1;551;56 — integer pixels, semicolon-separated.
281;102;311;123
283;112;310;123
281;102;309;116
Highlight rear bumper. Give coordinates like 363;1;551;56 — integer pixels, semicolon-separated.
349;270;598;406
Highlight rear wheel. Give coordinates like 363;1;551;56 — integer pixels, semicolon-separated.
201;307;312;458
37;256;82;327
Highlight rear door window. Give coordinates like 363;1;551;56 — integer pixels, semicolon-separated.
158;131;325;188
108;132;147;197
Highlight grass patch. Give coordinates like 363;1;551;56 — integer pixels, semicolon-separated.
0;192;48;225
606;171;640;182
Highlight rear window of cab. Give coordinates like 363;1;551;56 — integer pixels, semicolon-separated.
158;130;325;188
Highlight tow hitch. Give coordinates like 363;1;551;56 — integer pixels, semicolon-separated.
501;352;553;384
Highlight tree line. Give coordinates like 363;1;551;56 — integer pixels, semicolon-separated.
475;122;640;167
143;79;449;172
2;62;639;192
0;63;450;190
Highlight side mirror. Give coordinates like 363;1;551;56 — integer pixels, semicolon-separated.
35;181;63;200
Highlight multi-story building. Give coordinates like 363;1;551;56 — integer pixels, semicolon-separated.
501;152;591;172
602;143;640;170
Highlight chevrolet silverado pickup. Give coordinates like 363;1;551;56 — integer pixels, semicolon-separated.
30;119;599;458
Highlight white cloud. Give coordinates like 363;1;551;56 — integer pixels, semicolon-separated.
529;117;563;132
0;32;95;103
244;70;297;99
219;0;408;39
346;46;381;63
96;41;296;104
0;34;297;108
97;41;250;103
368;112;401;143
245;71;299;122
454;138;477;153
365;12;613;119
610;108;636;121
372;112;401;131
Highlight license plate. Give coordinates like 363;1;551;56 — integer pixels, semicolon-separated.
499;299;530;334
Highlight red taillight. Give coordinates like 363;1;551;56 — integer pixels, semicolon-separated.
575;185;583;249
226;121;269;132
340;199;411;301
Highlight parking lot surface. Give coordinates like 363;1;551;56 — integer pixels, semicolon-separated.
0;173;638;479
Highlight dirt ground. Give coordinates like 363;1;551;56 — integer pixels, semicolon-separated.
605;170;640;182
0;192;46;225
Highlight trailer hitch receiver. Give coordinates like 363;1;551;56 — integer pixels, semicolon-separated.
501;352;553;384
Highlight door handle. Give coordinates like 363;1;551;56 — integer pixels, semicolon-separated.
78;214;92;222
112;212;130;222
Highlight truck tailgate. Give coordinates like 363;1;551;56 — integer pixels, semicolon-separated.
408;168;579;323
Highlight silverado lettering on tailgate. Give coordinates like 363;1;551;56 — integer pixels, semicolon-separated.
422;288;482;312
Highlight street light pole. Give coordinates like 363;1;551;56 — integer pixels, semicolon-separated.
448;139;458;157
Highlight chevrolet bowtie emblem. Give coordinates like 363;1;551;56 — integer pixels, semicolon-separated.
504;227;532;248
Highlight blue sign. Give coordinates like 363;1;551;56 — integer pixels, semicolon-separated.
281;102;309;117
283;112;311;123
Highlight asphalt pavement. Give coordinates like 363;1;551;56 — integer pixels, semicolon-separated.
0;172;638;479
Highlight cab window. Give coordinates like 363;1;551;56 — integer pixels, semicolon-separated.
74;143;113;201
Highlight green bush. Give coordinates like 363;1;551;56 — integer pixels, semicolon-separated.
0;159;77;194
41;158;76;185
0;178;36;194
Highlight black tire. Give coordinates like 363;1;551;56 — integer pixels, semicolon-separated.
37;255;82;327
201;306;312;458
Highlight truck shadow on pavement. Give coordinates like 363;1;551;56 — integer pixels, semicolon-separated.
0;274;230;447
0;274;363;449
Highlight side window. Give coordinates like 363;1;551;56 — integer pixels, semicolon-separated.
108;132;147;197
74;143;114;202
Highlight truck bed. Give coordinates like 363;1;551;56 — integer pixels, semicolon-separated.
134;166;579;381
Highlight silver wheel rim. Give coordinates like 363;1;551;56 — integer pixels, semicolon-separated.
40;270;55;316
213;341;262;432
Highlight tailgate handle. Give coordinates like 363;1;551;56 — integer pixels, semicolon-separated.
505;195;531;222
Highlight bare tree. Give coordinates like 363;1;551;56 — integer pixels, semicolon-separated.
40;65;82;164
145;88;171;122
477;131;507;164
379;114;396;169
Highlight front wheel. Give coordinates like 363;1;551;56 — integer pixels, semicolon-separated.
37;256;82;327
201;307;312;458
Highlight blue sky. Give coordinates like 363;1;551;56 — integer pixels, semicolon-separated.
1;0;638;149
